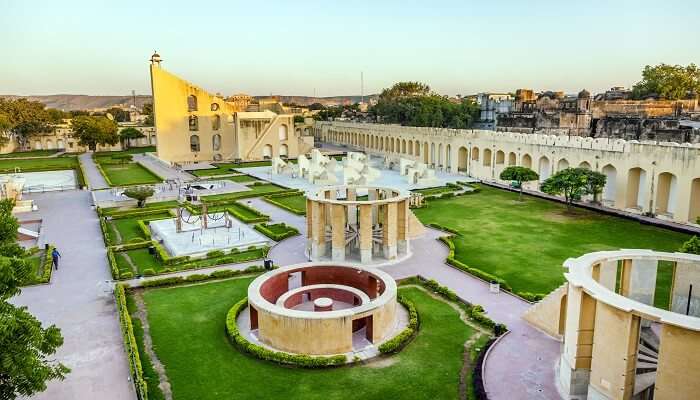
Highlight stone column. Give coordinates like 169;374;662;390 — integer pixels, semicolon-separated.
592;260;617;291
347;188;357;226
559;286;596;398
587;301;640;400
382;202;398;259
670;261;700;317
359;204;372;263
620;259;657;306
397;199;409;254
331;204;346;261
654;323;700;399
310;201;326;260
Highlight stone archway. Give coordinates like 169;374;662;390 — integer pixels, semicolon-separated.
538;156;551;180
557;159;569;171
458;146;468;172
655;172;678;216
689;178;700;223
602;164;617;205
626;167;647;210
521;154;532;168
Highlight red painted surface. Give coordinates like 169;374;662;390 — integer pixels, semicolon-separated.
282;287;361;309
250;306;258;330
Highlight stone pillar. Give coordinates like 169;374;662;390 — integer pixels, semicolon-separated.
382;203;397;259
347;188;357;226
670;261;700;317
559;286;597;398
397;199;409;254
368;189;379;225
592;260;617;291
359;204;372;264
310;201;326;260
620;259;657;306
587;301;640;400
654;323;700;399
331;204;346;261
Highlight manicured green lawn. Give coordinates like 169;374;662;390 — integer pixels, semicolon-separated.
141;280;474;400
192;161;272;177
115;247;267;278
94;148;162;186
225;174;258;183
107;211;172;245
265;193;307;214
202;184;286;202
413;186;690;305
99;162;162;186
0;149;58;158
0;155;78;173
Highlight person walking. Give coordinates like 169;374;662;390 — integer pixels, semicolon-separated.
51;248;61;270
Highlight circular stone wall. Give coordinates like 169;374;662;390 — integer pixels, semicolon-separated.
247;262;397;355
306;185;411;264
560;250;700;399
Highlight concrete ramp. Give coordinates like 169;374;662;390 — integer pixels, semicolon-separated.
522;283;568;340
407;210;426;239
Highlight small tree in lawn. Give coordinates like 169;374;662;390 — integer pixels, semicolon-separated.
123;186;154;208
541;168;589;210
583;170;607;204
118;127;144;149
680;236;700;255
499;166;539;201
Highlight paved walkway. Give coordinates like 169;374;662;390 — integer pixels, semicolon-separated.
78;153;108;190
133;154;195;182
10;191;134;400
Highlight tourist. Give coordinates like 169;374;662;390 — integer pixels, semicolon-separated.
51;248;61;270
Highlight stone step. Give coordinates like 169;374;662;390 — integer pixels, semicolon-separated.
640;327;660;352
636;361;658;370
638;343;659;358
637;354;658;364
634;371;657;395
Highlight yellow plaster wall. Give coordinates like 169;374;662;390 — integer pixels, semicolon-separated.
654;324;700;399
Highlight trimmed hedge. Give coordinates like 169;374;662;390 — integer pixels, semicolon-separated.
254;222;299;241
115;284;149;400
378;295;419;353
140;265;266;288
225;298;347;367
226;202;270;224
420;278;507;334
262;191;306;215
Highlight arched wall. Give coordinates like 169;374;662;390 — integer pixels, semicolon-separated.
318;122;700;224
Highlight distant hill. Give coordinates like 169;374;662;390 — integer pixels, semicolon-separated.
0;94;377;110
0;94;153;111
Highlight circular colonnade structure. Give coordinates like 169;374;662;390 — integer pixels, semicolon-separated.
246;262;399;355
305;185;412;264
560;249;700;400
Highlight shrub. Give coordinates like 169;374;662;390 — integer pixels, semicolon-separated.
121;271;134;279
206;250;225;258
114;284;148;399
142;269;156;276
225;298;347;367
378;295;419;353
254;222;300;241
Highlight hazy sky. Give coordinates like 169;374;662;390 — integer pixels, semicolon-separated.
1;0;699;97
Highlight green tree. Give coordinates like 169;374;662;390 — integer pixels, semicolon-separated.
0;98;53;149
71;116;118;151
583;170;607;204
541;168;589;210
499;166;539;201
105;107;130;123
632;63;700;100
141;103;154;126
0;199;69;399
680;236;700;255
123;186;155;207
118;127;144;149
0;113;12;147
